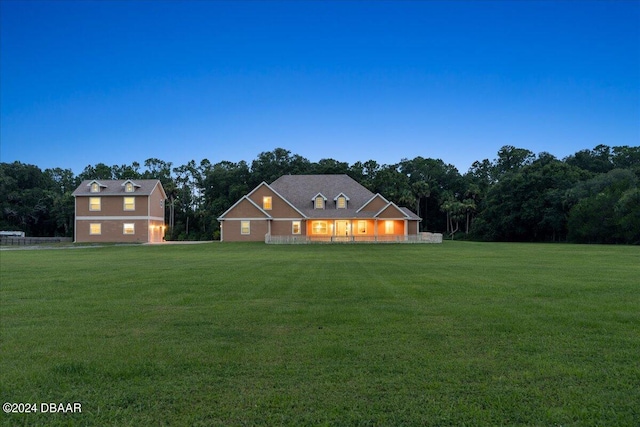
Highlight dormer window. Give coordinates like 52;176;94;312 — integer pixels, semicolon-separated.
334;193;349;209
90;182;100;193
312;193;327;210
122;180;140;193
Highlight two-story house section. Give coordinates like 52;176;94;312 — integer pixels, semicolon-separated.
72;179;167;243
218;174;425;243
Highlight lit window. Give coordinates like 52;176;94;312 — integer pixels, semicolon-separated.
125;182;134;192
263;196;272;210
312;221;327;234
385;220;394;234
90;223;101;235
241;221;250;235
124;197;135;211
315;196;324;209
358;220;367;234
337;196;346;209
89;197;101;211
123;223;135;235
292;221;301;235
90;183;100;193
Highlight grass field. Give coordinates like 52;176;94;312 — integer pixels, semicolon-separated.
1;242;638;426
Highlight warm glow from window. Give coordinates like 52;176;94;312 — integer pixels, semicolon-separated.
123;223;135;235
125;182;134;192
89;223;101;235
358;220;367;234
263;196;272;210
315;196;324;209
312;221;327;234
90;183;100;193
292;221;301;234
337;196;346;209
241;221;250;235
385;220;394;234
89;197;101;211
124;197;135;211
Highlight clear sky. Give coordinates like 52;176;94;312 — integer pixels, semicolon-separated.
1;0;638;175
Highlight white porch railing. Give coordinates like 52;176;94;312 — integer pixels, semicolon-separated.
265;232;443;244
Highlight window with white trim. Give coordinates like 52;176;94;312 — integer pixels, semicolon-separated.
123;197;135;211
337;196;346;209
357;220;367;234
263;196;272;210
315;196;324;209
241;221;250;235
292;221;301;235
90;183;100;193
123;223;135;235
89;197;101;211
125;182;134;193
312;221;327;234
89;223;101;235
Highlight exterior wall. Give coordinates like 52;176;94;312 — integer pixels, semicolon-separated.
271;219;306;236
376;220;404;236
352;219;377;236
75;219;149;243
221;219;270;242
376;205;406;219
76;195;149;217
360;196;388;212
248;185;301;218
222;198;267;219
148;185;166;219
407;220;419;235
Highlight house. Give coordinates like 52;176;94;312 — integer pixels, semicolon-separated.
218;174;439;243
72;179;167;243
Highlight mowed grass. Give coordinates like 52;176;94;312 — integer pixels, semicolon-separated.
1;242;638;426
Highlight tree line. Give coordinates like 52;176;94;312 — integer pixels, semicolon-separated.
1;144;638;244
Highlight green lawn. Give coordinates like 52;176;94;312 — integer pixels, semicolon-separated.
1;242;638;426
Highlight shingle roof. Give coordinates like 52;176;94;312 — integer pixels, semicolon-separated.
270;174;375;217
72;180;165;197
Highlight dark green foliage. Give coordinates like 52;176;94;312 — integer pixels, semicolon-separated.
2;144;638;243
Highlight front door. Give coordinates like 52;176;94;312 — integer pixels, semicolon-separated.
335;220;349;237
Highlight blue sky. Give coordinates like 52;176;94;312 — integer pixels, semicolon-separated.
1;0;638;175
